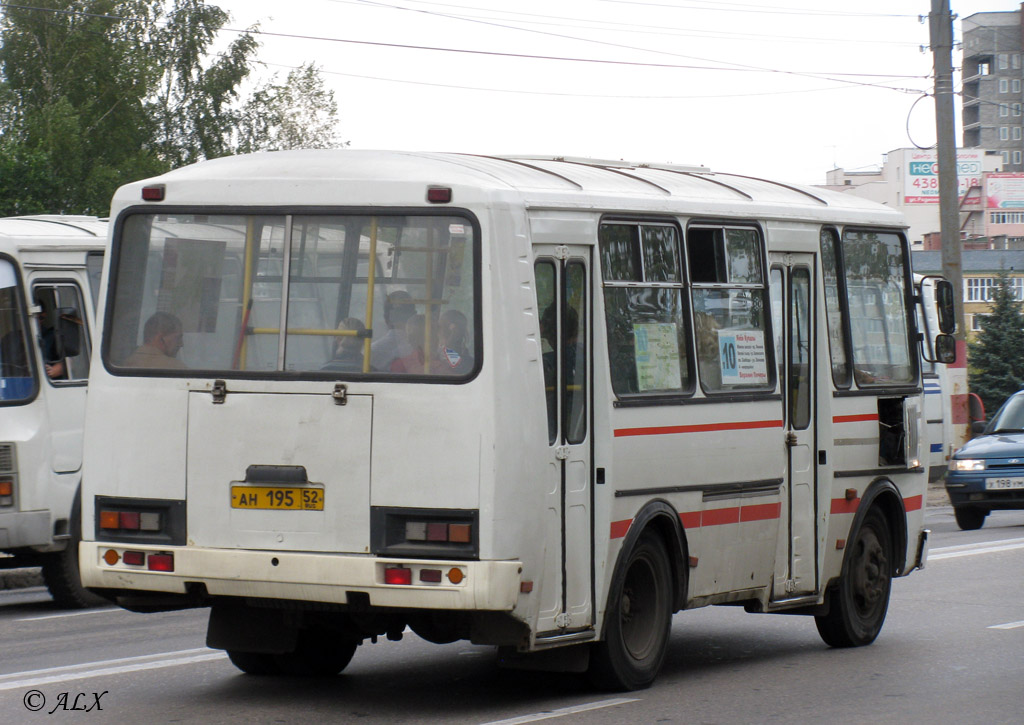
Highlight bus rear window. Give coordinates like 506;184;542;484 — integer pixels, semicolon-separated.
0;258;35;402
107;213;477;378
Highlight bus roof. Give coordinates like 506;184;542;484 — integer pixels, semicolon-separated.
0;216;108;249
113;150;906;228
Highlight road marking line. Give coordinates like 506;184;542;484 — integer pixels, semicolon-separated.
479;698;641;725
16;607;121;622
929;538;1024;561
988;620;1024;630
0;648;226;691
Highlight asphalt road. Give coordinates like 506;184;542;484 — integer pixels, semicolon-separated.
0;504;1021;724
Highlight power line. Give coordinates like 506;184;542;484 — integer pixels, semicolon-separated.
589;0;916;18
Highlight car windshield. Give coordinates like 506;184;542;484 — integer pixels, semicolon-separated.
107;213;477;379
987;393;1024;433
0;258;36;402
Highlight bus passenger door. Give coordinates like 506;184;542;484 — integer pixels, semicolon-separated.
534;248;593;634
770;257;817;598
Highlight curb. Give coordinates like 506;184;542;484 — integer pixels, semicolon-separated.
0;567;44;591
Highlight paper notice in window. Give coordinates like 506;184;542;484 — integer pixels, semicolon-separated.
718;330;768;385
634;322;681;392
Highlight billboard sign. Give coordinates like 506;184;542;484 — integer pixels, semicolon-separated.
903;148;984;204
986;172;1024;209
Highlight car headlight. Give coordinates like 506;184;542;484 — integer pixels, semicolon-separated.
949;458;986;472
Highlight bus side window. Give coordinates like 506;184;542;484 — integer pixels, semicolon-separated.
33;284;90;383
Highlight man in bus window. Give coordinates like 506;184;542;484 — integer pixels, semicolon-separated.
124;312;186;369
322;318;370;372
371;290;416;370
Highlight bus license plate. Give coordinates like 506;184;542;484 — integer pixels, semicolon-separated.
985;477;1024;491
231;485;324;511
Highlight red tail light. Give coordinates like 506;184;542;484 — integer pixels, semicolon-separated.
384;567;412;585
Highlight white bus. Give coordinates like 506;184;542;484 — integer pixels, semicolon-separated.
79;151;952;689
0;215;106;607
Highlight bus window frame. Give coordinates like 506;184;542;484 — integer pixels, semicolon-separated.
101;205;484;384
835;226;920;392
684;220;776;397
0;252;40;406
820;226;853;390
31;278;92;388
598;215;696;405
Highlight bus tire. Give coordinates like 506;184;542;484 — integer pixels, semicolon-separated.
275;630;358;677
41;489;106;609
227;650;281;676
953;506;987;531
815;506;892;648
588;532;672;691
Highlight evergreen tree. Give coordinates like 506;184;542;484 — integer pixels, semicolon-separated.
968;266;1024;417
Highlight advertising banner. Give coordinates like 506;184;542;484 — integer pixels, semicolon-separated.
985;172;1024;209
903;148;984;204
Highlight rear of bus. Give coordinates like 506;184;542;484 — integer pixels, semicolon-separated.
78;153;537;669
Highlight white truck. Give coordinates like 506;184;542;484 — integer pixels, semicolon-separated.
0;216;105;606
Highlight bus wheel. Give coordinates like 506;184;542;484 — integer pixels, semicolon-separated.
815;507;892;648
275;630;358;677
42;494;107;609
227;650;281;676
588;532;672;691
953;506;987;531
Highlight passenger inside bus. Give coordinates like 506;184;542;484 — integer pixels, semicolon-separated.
124;312;186;369
371;290;416;369
322;317;370;372
434;309;472;375
390;314;427;373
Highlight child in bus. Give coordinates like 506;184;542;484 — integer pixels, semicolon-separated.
322;318;370;372
433;308;472;375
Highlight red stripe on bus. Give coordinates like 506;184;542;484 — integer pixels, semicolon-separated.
679;511;702;529
833;414;879;424
904;494;923;512
614;419;784;438
740;502;782;522
610;519;632;539
701;507;741;526
831;497;861;515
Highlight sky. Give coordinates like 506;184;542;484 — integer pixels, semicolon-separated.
210;0;1019;186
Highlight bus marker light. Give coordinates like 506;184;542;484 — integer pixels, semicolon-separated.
426;523;448;541
447;567;464;585
147;554;174;572
419;569;442;583
122;550;145;566
99;510;120;529
426;187;452;203
448;523;471;543
103;549;120;566
405;522;427;541
520;581;533;593
385;567;412;585
120;512;141;530
0;479;12;496
141;185;165;201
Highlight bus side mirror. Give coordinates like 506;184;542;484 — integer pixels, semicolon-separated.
55;307;82;358
933;334;956;364
933;279;955;334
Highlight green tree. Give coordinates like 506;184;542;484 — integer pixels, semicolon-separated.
0;1;342;216
968;266;1024;417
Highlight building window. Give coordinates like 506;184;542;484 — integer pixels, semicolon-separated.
966;277;1024;302
1015;103;1022;117
1014;79;1022;93
1015;127;1022;141
990;211;1024;224
1001;126;1010;141
1015;151;1022;165
1000;78;1009;93
1003;151;1011;164
1014;54;1022;70
1000;103;1009;117
971;314;988;331
999;54;1009;70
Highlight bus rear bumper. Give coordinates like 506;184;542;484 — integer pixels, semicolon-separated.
79;541;522;612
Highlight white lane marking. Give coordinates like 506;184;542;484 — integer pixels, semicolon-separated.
0;648;226;691
479;698;641;725
988;620;1024;630
929;537;1024;561
17;607;121;622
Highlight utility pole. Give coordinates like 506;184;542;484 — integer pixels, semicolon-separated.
930;0;969;445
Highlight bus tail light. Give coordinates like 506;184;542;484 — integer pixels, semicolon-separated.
147;554;174;572
122;550;145;566
371;507;478;559
0;478;13;507
94;497;186;546
384;567;412;585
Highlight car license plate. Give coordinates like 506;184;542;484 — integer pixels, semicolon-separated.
230;485;324;510
984;477;1024;491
